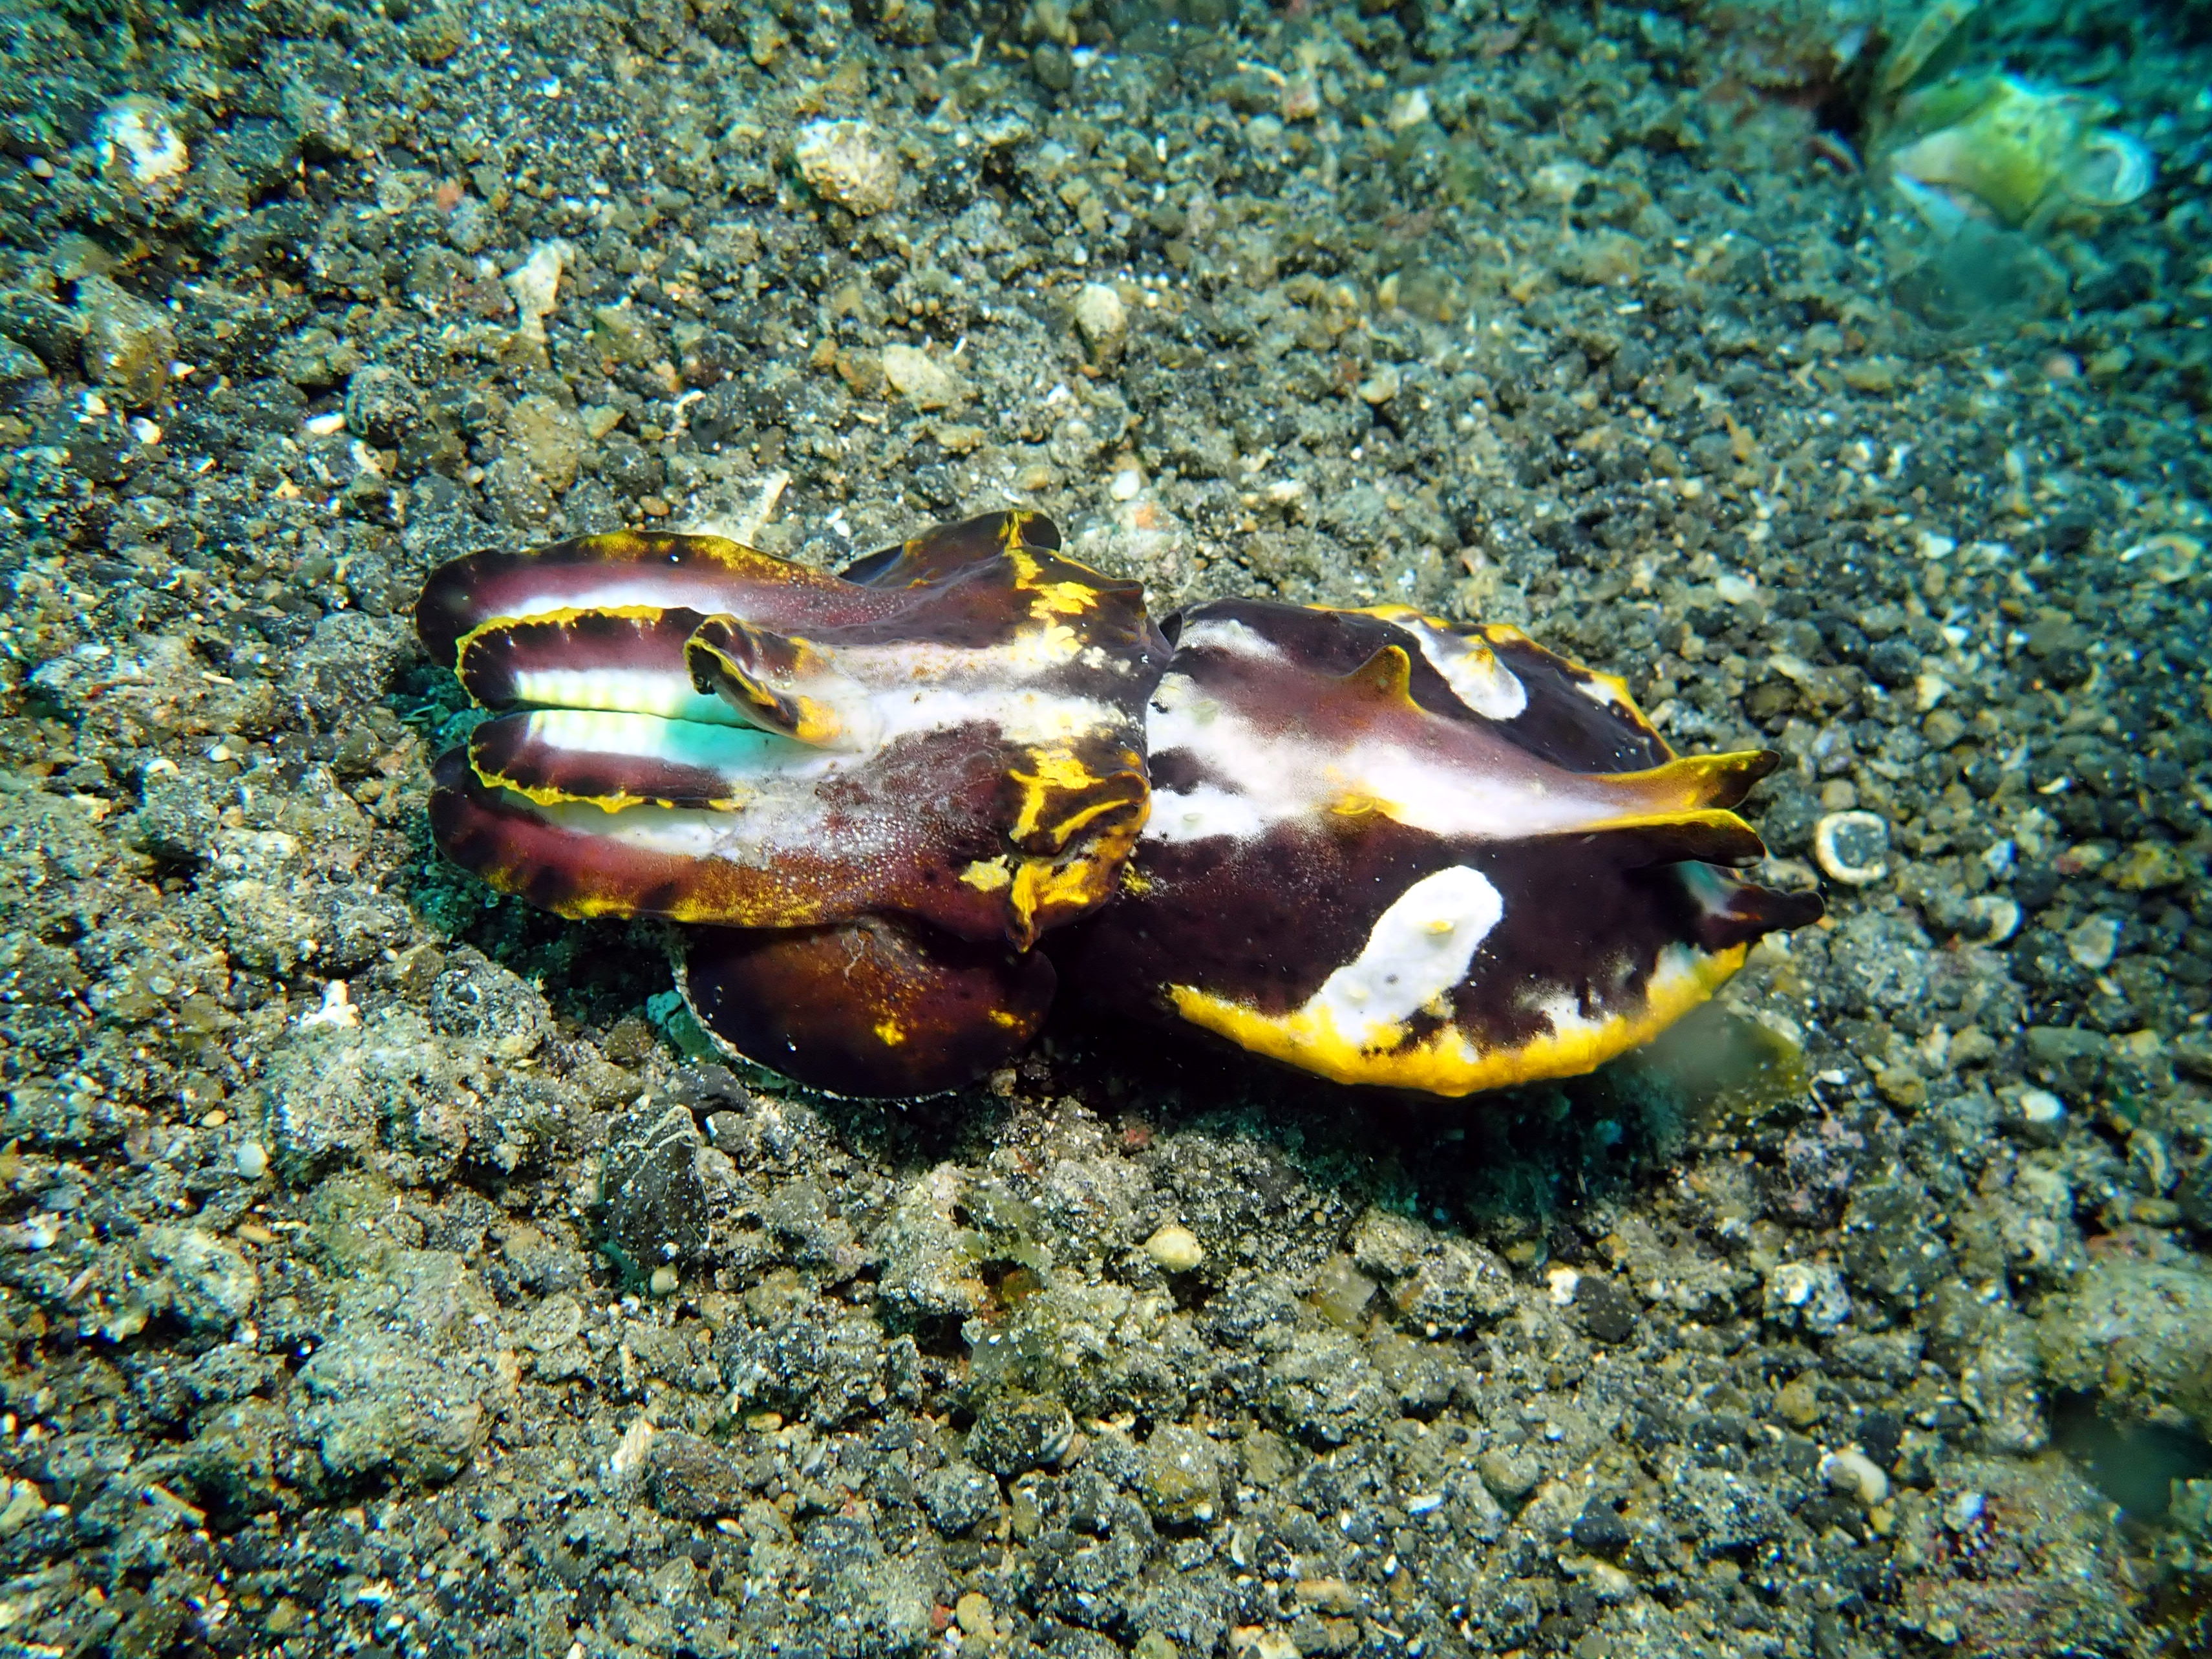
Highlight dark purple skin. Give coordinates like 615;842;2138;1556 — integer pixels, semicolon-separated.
418;517;1823;1098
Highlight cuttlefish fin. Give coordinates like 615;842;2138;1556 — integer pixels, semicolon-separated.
685;615;880;750
683;917;1057;1098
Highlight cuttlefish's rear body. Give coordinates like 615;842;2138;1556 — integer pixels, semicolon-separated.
417;512;1820;1098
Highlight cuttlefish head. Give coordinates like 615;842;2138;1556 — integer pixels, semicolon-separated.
417;511;1167;1095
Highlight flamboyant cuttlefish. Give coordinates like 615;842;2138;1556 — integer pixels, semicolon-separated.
417;511;1822;1098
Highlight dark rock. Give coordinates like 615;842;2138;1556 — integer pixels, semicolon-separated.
1842;1179;1953;1307
967;1393;1076;1476
601;1100;710;1274
344;364;426;446
917;1460;999;1534
648;1432;752;1519
718;1303;889;1426
284;610;409;731
1575;1276;1639;1344
2178;1163;2212;1234
1569;1497;1631;1554
0;290;80;368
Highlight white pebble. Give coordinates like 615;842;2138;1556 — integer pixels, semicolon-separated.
1943;1490;1986;1531
2010;1087;2067;1142
1143;1223;1206;1272
1820;1447;1890;1508
1074;282;1127;356
882;343;962;411
92;96;189;205
233;1140;270;1181
792;119;901;215
506;239;575;343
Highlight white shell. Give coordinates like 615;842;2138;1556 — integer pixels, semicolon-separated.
2065;131;2154;208
1813;810;1892;886
1961;894;2021;946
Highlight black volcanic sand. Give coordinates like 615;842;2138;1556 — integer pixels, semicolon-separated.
0;0;2209;1652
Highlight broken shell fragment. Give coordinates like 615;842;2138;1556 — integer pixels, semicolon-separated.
1883;74;2154;230
1960;893;2021;946
2063;131;2155;210
1814;811;1892;886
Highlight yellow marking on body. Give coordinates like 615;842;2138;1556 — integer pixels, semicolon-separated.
456;605;675;705
552;528;841;585
1009;857;1116;930
999;619;1085;669
1164;945;1748;1097
469;758;741;817
988;1007;1025;1028
1119;862;1154;896
1028;579;1101;617
780;694;847;748
1328;793;1388;819
1007;745;1106;842
1043;791;1139;844
874;1018;907;1046
458;601;672;648
961;856;1014;892
1591;753;1772;811
1587;667;1646;720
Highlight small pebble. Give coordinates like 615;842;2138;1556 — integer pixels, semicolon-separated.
2009;1087;2067;1143
1948;1025;1998;1068
882;343;961;411
792;119;901;215
92;96;190;205
1144;1222;1206;1272
2065;914;2120;972
1774;1373;1825;1428
1813;810;1891;886
1385;87;1432;131
649;1265;681;1297
1357;365;1401;405
1820;1447;1890;1508
233;1140;270;1180
1074;283;1128;358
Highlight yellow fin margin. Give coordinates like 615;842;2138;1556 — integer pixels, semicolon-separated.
1165;943;1747;1097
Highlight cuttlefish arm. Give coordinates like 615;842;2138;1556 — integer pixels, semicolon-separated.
417;511;1165;1094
